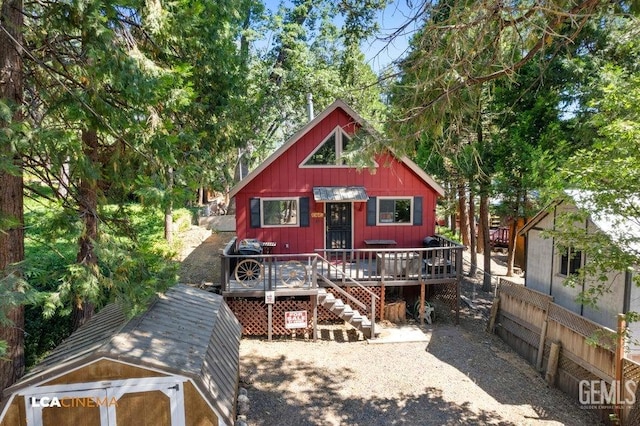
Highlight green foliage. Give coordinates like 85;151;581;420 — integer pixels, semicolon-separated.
553;19;640;305
21;197;180;365
435;226;462;244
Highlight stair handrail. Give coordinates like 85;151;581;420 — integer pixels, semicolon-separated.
316;254;378;338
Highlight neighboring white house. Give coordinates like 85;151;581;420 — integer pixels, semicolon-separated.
519;190;640;356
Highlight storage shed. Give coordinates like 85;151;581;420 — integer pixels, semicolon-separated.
0;284;242;426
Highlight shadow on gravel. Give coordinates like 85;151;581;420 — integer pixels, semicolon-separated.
241;355;514;426
425;321;598;426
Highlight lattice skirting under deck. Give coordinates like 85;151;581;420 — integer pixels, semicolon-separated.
226;287;383;336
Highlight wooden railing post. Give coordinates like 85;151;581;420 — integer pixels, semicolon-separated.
370;296;376;339
220;254;227;292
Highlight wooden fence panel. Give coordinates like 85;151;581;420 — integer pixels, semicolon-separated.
495;280;551;365
494;278;621;424
546;304;616;382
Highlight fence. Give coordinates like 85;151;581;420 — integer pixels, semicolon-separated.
491;279;640;425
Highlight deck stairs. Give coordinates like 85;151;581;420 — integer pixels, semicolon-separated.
317;287;376;338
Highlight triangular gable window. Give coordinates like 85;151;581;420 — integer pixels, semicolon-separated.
302;127;352;167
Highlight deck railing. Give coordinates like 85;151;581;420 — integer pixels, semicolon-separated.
221;235;464;291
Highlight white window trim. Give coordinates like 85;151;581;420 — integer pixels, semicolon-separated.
260;197;300;228
300;126;355;168
376;196;413;226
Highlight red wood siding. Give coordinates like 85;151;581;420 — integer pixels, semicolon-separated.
235;107;439;254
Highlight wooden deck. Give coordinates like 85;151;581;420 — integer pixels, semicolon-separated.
220;236;464;336
220;236;464;297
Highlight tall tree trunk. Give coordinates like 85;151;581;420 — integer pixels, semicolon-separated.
468;188;477;276
448;182;457;235
479;191;492;292
164;166;174;243
0;0;25;393
72;128;99;331
197;187;204;205
457;178;470;246
58;157;70;198
505;190;521;277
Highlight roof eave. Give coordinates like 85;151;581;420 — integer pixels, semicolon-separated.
229;99;445;199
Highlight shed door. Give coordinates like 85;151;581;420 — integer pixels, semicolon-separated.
326;202;352;250
25;377;186;426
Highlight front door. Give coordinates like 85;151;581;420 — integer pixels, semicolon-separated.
326;202;352;250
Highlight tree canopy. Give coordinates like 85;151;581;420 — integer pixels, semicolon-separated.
1;0;640;392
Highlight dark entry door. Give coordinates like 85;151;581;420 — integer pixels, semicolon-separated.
326;203;352;249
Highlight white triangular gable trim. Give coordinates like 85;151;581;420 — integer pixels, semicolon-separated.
229;99;444;198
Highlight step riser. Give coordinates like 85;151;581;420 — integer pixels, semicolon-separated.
319;290;374;338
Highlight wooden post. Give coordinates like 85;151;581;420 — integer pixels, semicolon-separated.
380;284;386;321
312;295;318;342
616;313;626;424
420;282;426;326
536;320;548;372
455;248;462;324
545;341;561;387
267;304;272;342
487;297;500;333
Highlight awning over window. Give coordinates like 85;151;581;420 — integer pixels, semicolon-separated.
313;186;368;202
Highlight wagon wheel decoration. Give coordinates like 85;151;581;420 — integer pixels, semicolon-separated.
279;261;308;288
234;259;264;287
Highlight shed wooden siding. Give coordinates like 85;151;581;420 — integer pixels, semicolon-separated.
0;285;240;426
44;359;167;386
236;107;439;252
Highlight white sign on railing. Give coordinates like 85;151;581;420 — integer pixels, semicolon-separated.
285;311;307;329
265;291;275;304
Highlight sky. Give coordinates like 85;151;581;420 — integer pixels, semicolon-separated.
261;0;423;73
361;1;424;72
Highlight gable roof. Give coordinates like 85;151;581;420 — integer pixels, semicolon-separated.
229;99;445;198
519;190;640;255
4;284;242;425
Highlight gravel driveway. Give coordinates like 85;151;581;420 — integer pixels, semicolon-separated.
239;315;599;426
176;226;599;425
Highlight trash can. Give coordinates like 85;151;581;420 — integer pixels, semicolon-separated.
422;236;440;259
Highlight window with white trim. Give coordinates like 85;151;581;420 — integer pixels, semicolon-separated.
302;127;352;166
261;198;299;227
377;197;412;225
558;246;583;276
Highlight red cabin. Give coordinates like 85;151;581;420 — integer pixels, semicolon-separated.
224;100;463;339
230;99;444;253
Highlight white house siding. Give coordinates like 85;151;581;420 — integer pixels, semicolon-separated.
525;228;553;294
524;200;639;352
581;271;625;330
547;204;584;315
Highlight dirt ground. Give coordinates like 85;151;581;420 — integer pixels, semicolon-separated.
176;226;600;425
177;227;235;286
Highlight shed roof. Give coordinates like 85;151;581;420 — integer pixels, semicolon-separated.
4;284;241;425
519;190;640;255
229;99;445;198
